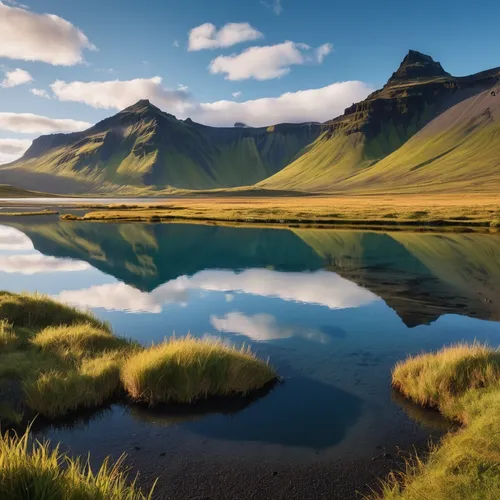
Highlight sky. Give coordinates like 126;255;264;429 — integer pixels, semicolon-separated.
0;0;499;163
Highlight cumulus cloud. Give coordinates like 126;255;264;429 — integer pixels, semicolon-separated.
0;254;90;275
197;81;372;126
30;88;51;99
209;41;332;81
0;138;31;164
50;76;192;113
0;112;91;134
211;312;329;343
0;226;33;250
0;1;96;65
1;68;33;88
188;22;263;51
47;75;372;127
56;268;378;313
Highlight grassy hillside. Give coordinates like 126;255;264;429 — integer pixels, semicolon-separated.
260;52;500;193
0;185;56;198
338;88;500;193
4;100;321;193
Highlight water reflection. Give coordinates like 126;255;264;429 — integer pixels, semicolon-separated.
0;219;499;455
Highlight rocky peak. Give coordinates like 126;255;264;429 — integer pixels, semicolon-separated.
387;50;450;85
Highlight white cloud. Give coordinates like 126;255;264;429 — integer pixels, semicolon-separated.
0;1;96;65
0;254;90;275
211;312;329;343
0;112;91;134
0;226;33;250
315;43;333;63
262;0;283;15
30;88;51;99
177;83;188;91
209;41;332;81
232;91;242;98
47;75;372;127
1;68;33;88
173;40;180;48
188;22;263;51
50;77;192;113
196;80;372;126
0;138;31;164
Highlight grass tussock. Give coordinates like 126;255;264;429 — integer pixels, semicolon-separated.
0;426;154;500
374;343;500;500
121;336;277;405
0;292;277;424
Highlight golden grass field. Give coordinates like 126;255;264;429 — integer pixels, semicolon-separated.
56;193;500;229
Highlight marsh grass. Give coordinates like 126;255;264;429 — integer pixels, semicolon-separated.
0;292;277;424
121;336;277;404
0;426;154;500
373;343;500;499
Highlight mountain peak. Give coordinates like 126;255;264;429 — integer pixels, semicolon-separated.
387;50;450;85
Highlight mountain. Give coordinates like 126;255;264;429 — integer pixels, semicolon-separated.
1;100;321;192
259;51;500;192
3;50;500;194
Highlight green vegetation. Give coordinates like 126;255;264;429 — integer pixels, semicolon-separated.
122;336;277;404
0;426;153;499
0;185;56;198
376;344;500;499
0;292;277;425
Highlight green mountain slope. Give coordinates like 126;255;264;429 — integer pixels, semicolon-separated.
259;51;500;192
2;100;321;192
337;87;500;192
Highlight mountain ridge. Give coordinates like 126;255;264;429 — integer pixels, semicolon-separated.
3;50;500;194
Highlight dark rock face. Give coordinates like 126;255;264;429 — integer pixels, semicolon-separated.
387;50;450;84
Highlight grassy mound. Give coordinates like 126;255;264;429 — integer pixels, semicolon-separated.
377;343;500;499
0;292;277;425
0;427;153;500
121;337;277;404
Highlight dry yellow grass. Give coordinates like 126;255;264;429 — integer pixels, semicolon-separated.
376;344;500;499
121;336;277;405
60;193;500;229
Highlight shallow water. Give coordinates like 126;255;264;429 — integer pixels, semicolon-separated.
1;219;500;466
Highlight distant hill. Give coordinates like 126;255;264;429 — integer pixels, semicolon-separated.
259;51;500;192
3;50;500;194
1;100;321;192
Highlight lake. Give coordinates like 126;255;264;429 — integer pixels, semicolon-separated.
1;217;500;498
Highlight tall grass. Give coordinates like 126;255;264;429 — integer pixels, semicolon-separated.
373;343;500;499
0;292;278;424
121;336;277;404
0;427;154;500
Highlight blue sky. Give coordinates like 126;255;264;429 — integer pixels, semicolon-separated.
0;0;499;162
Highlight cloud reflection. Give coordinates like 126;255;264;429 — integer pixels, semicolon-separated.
0;226;34;250
55;268;378;313
210;312;329;342
0;254;90;275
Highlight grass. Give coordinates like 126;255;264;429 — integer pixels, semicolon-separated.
0;426;153;499
57;193;500;231
374;343;500;499
0;210;58;216
0;292;277;425
121;336;277;405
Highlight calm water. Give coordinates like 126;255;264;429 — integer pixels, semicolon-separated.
1;217;500;465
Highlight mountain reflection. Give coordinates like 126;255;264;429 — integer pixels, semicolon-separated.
4;219;500;327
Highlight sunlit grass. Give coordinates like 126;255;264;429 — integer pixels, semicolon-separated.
121;336;277;404
0;292;278;424
373;343;500;499
0;426;154;500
